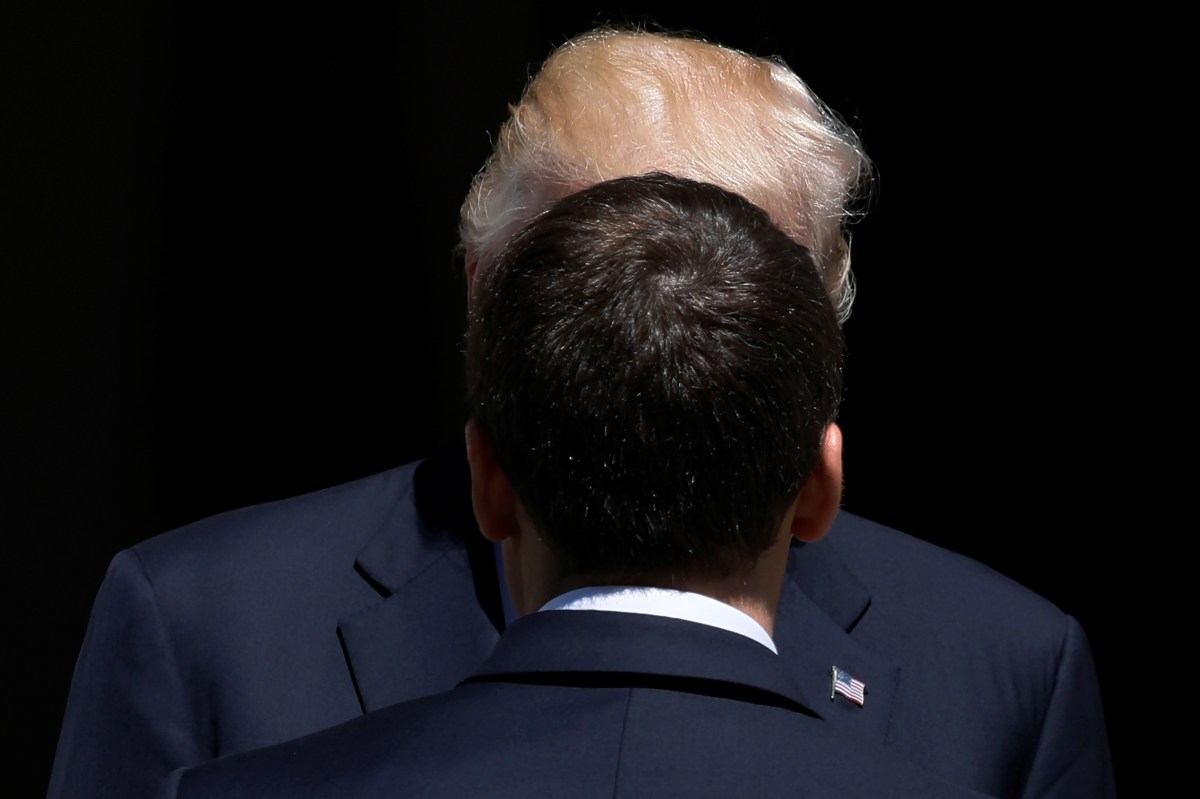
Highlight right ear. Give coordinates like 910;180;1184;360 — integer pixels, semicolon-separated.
464;417;520;543
786;423;844;544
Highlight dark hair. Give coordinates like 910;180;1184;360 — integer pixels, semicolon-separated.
466;172;844;581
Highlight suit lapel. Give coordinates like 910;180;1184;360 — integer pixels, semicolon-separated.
338;446;502;713
338;547;500;712
336;442;900;739
776;535;899;746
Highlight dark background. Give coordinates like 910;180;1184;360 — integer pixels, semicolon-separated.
8;2;1135;793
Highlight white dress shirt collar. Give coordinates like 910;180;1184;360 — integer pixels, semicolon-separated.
539;585;777;653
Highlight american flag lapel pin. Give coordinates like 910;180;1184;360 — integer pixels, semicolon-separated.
831;666;866;706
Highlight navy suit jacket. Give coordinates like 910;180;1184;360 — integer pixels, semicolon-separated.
48;445;1115;799
164;610;990;799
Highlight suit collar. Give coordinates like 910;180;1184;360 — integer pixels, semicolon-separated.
786;524;872;633
351;446;494;601
353;443;873;637
339;447;502;713
343;444;897;745
468;610;818;717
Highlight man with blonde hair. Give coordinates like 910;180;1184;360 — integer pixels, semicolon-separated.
460;26;866;323
50;25;1115;799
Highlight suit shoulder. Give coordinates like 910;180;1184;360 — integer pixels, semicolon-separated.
827;510;1070;638
106;463;427;626
85;462;429;667
131;462;419;569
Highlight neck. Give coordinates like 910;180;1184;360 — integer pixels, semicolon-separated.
528;533;793;636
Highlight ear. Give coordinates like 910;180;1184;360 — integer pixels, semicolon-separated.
464;417;521;543
787;423;844;543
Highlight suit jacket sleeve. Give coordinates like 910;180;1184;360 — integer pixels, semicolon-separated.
48;549;206;799
1019;615;1116;799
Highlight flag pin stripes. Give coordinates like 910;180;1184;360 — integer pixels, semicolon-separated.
831;666;865;706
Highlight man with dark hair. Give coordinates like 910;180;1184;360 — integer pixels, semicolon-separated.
466;170;845;589
164;172;981;798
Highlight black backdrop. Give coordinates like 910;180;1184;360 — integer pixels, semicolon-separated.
9;3;1134;793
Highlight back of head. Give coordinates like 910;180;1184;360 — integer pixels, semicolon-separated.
466;172;844;582
460;25;872;322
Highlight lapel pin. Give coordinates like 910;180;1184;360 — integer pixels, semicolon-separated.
831;666;865;706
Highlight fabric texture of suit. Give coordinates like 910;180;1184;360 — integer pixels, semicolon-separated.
165;609;989;799
48;444;1116;799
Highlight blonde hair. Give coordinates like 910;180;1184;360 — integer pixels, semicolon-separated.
459;26;873;323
